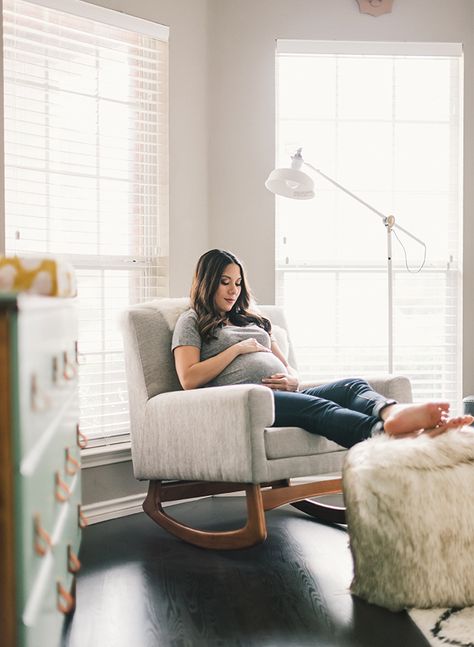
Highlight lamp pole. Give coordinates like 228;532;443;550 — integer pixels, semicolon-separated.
301;163;426;375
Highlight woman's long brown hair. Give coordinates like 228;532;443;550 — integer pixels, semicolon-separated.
190;249;271;341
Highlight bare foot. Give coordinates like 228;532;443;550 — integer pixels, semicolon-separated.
382;402;450;436
423;415;474;438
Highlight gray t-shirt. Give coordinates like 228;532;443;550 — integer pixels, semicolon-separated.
171;308;287;387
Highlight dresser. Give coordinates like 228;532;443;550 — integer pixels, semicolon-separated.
0;294;84;647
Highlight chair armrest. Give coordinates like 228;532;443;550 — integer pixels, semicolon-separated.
298;375;413;403
365;375;413;403
133;384;275;482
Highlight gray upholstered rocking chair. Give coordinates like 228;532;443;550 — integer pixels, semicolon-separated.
121;298;412;550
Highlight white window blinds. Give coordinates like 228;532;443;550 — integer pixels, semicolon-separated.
275;40;462;406
3;0;169;446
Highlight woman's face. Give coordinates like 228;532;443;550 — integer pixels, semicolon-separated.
214;263;242;315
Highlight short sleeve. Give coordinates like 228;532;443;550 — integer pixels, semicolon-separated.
171;309;202;351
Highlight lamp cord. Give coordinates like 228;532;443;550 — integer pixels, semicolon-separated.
392;227;427;273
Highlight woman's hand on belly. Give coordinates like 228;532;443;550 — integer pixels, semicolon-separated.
261;372;299;392
235;338;272;355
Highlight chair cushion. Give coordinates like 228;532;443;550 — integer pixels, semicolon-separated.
264;426;344;459
124;300;189;398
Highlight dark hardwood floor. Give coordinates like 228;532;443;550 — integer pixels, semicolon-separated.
64;496;430;647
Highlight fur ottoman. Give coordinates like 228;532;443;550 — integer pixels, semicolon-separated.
342;429;474;611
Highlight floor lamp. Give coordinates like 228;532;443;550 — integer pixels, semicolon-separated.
265;148;426;374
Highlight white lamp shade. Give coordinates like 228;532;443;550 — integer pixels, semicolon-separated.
265;167;315;200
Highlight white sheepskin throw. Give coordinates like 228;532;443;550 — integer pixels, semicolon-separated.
343;428;474;612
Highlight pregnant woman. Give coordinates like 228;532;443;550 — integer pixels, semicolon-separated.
172;249;471;448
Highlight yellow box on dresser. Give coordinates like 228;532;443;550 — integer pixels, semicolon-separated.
0;293;83;647
0;256;76;298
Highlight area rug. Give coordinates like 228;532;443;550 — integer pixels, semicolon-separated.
409;606;474;646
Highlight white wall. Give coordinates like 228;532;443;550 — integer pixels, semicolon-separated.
208;0;474;396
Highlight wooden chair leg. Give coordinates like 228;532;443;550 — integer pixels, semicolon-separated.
290;499;346;525
142;480;267;550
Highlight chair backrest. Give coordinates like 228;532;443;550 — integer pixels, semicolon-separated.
121;298;297;436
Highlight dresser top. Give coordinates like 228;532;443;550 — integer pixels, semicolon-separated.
0;293;76;313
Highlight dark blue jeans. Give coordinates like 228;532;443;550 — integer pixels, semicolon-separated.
272;378;395;449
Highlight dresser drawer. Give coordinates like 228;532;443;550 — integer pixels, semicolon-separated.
54;487;82;595
20;552;65;647
20;489;81;647
19;423;81;604
17;304;78;458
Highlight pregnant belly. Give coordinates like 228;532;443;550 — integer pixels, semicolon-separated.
207;352;288;387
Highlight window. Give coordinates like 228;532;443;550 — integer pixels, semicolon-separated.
275;40;462;405
3;0;169;445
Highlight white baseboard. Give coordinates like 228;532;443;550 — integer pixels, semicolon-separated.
82;473;342;526
83;491;208;525
83;493;146;525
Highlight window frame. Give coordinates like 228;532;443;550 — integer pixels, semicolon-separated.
274;39;463;407
3;0;170;450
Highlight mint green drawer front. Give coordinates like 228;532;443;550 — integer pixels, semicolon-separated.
54;483;82;598
19;427;81;607
21;490;81;647
18;304;78;458
20;551;65;647
19;367;77;460
18;347;78;459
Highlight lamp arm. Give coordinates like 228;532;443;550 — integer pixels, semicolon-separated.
304;163;426;249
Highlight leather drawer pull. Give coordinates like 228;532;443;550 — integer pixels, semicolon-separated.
76;423;88;449
78;505;89;529
55;471;71;502
68;545;81;574
30;374;50;412
34;514;52;556
52;356;59;384
65;448;80;475
63;351;77;380
57;581;75;614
